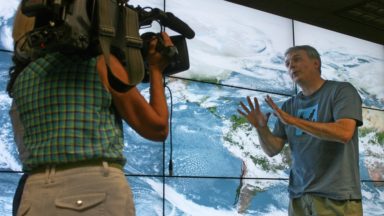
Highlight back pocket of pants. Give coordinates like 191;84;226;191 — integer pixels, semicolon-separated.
55;192;106;214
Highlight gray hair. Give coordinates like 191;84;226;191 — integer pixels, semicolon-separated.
284;45;322;74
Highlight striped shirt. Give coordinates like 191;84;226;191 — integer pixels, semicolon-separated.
13;52;125;171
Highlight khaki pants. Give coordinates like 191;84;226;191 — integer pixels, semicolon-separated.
17;162;135;216
289;194;363;216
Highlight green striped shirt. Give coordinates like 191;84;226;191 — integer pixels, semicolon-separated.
13;52;125;171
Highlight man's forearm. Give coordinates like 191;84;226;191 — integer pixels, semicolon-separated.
149;68;168;121
288;117;356;144
256;127;285;157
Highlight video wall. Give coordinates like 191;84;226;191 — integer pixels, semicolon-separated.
0;0;383;215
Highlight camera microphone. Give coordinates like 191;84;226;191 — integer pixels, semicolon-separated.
145;8;195;39
161;11;195;39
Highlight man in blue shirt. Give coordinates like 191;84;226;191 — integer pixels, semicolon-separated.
238;45;363;215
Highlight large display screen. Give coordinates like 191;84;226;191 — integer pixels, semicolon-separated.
0;0;383;215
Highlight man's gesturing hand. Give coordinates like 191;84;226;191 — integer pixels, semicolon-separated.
238;96;270;128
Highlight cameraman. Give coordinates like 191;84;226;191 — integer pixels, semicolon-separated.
8;4;172;216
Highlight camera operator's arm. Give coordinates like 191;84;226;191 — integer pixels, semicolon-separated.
97;32;173;141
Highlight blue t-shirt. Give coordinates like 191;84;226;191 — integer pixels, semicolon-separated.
273;80;363;200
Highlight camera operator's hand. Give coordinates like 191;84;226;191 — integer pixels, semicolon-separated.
146;32;174;73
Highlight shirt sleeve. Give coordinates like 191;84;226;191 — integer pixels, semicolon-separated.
333;82;363;127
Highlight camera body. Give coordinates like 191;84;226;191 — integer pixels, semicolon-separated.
140;33;190;82
18;0;194;84
20;0;94;56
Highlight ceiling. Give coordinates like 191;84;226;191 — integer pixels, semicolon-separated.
227;0;384;45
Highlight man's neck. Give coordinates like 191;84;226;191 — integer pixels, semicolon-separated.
299;78;326;96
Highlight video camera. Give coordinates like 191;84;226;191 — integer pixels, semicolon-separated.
134;5;195;82
18;0;195;84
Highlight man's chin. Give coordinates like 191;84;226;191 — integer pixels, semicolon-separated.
292;76;300;83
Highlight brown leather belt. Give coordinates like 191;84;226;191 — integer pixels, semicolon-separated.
30;159;124;174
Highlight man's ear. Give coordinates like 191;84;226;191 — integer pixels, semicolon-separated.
313;59;321;72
